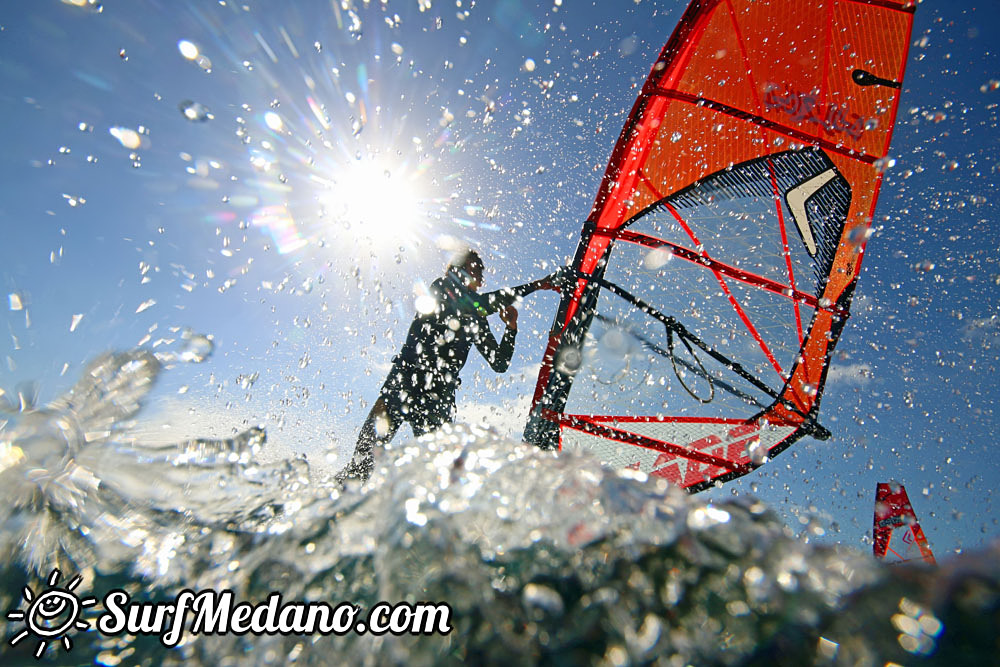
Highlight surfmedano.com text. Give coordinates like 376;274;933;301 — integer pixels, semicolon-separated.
97;589;452;646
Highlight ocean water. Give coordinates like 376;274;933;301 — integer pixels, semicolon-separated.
1;350;997;666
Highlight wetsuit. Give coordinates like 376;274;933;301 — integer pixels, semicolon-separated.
340;269;543;481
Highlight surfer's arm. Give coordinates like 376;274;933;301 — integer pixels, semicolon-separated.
477;269;567;314
471;313;516;373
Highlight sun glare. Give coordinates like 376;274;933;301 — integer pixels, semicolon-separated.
321;158;424;250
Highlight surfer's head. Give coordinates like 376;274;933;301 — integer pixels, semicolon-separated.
450;249;484;290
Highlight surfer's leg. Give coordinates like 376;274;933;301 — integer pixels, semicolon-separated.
339;396;401;482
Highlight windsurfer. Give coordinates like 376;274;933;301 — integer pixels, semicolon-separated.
337;250;563;482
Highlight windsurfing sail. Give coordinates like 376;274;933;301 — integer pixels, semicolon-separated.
525;0;917;491
873;482;936;565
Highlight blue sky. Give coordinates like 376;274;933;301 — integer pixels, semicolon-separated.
1;0;997;557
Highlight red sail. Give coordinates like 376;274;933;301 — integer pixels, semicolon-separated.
525;0;917;491
873;482;937;565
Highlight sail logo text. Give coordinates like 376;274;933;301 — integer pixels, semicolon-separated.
876;515;908;529
650;422;763;488
764;83;867;139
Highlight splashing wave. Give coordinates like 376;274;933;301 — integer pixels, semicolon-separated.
0;350;997;665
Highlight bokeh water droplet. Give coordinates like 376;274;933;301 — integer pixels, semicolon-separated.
178;99;212;122
109;126;142;149
178;331;214;363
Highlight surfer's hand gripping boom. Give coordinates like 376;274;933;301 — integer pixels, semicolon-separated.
534;266;574;292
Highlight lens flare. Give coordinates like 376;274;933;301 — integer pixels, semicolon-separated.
320;158;424;250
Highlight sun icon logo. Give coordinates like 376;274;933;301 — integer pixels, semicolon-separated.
6;568;97;659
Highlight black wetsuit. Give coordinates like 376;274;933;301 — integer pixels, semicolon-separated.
341;269;542;480
379;271;520;433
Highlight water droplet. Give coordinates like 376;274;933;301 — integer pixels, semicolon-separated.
643;248;673;269
179;331;214;363
688;505;731;529
264;111;283;131
62;0;103;12
178;99;211;122
556;348;582;374
178;40;199;60
847;225;873;247
109;126;142;149
238;372;259;390
415;294;437;315
522;583;564;616
874;156;896;173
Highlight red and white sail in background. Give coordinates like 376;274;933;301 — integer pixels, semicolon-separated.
873;482;936;566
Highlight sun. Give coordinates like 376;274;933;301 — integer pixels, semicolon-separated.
317;156;426;251
6;569;97;658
